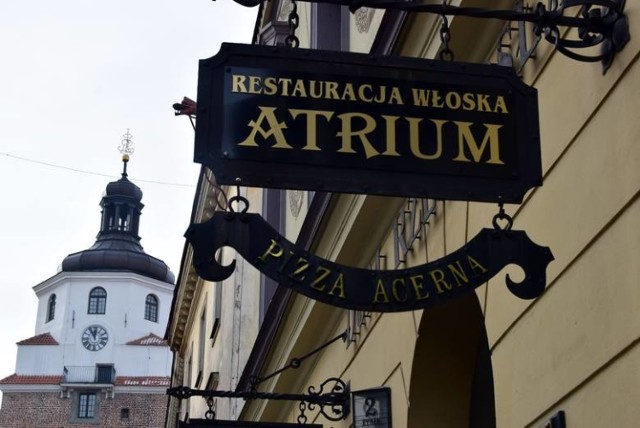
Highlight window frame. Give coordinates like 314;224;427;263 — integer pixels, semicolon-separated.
46;294;56;322
87;287;107;314
77;392;97;419
144;294;159;322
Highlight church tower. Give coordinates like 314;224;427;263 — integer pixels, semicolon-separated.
0;137;175;427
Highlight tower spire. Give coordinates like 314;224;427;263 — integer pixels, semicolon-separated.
118;128;135;177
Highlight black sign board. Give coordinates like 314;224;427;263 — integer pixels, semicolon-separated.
186;209;553;312
180;420;321;428
195;43;541;203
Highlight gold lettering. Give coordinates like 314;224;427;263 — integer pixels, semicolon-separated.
391;278;408;303
289;109;334;151
445;92;461;110
342;83;357;101
289;257;310;282
232;75;247;93
325;81;339;100
257;239;284;263
447;260;469;287
477;94;491;112
336;113;380;159
279;78;292;96
292;80;307;97
329;273;346;298
389;87;404;105
411;88;429;107
467;256;488;274
408;118;446;160
429;269;452;294
238;106;292;149
431;90;444;108
462;93;476;111
381;115;401;156
453;122;504;165
373;279;390;303
409;275;430;300
309;80;323;99
495;96;509;114
263;77;277;96
310;266;332;291
248;76;261;94
358;84;373;103
374;86;386;104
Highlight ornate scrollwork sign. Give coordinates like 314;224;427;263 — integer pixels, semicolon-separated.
186;199;553;312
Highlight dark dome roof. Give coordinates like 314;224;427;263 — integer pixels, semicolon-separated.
60;165;174;284
104;176;143;201
61;234;175;284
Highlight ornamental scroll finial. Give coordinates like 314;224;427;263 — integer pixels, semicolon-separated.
118;128;135;177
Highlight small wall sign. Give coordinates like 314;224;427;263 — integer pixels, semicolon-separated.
352;388;392;428
180;420;322;427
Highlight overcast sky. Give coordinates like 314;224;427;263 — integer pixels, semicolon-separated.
0;0;257;384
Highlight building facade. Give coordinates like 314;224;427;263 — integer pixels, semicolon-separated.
168;0;639;427
0;158;175;427
236;1;640;427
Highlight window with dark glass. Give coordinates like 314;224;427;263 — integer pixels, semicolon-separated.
88;287;107;314
46;294;56;322
145;294;158;322
78;393;96;418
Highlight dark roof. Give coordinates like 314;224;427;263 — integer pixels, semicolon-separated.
105;175;143;201
60;171;175;284
61;237;175;284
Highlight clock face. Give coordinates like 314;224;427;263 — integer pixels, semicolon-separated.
81;325;109;351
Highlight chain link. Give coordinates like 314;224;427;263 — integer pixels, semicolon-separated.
285;0;300;48
297;401;308;424
492;202;513;231
439;1;454;61
204;397;216;420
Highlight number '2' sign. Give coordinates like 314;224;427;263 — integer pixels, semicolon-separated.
352;388;392;428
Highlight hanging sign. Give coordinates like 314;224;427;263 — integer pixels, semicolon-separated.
195;43;541;203
186;206;553;312
180;421;322;428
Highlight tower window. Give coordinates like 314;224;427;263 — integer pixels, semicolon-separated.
78;393;97;418
145;294;158;322
88;287;107;314
117;209;131;231
46;294;56;322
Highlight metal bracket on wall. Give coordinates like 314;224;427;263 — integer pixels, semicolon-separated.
167;377;350;422
231;0;630;74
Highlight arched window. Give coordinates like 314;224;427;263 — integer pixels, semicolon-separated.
145;294;158;322
46;294;56;322
88;287;107;314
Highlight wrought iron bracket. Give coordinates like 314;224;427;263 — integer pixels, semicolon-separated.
167;377;350;422
234;0;630;73
249;330;348;389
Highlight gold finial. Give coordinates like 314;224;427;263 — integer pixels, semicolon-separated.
118;129;135;177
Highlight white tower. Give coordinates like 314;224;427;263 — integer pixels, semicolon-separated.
0;136;175;427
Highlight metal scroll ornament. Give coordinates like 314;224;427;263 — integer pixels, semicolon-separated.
186;197;554;312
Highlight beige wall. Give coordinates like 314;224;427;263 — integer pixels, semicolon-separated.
239;3;640;428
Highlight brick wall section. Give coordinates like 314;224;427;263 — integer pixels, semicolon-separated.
0;391;168;427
